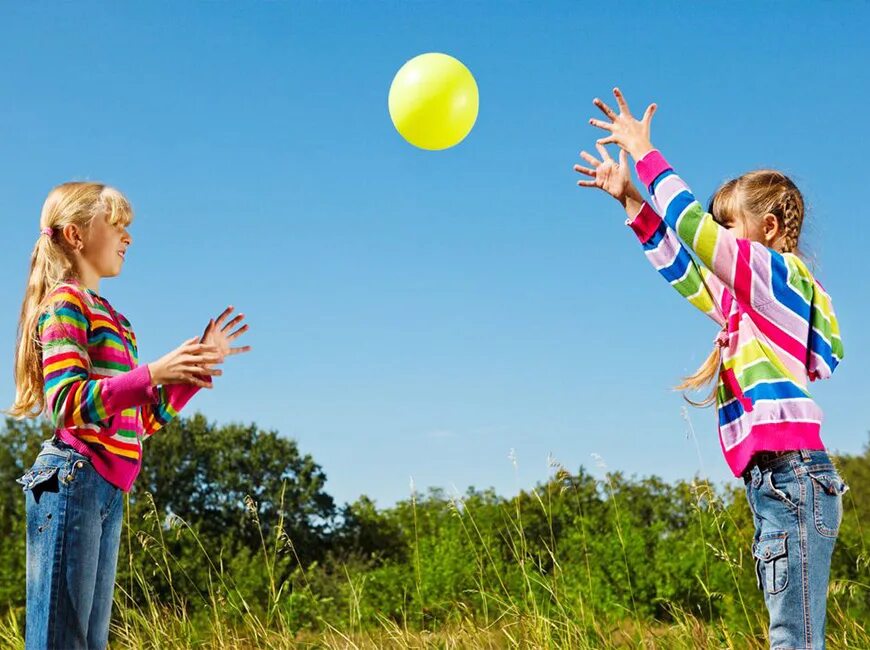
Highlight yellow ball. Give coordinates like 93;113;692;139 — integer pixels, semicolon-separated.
388;52;479;151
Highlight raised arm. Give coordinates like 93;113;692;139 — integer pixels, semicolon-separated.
589;88;793;311
574;141;728;325
627;200;729;325
636;150;790;310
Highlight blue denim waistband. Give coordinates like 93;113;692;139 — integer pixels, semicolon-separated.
39;436;86;461
742;449;831;482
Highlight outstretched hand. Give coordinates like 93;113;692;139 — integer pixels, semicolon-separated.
199;306;252;360
573;143;642;208
588;87;657;162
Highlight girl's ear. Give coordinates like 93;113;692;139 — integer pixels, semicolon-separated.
62;223;84;252
762;212;781;246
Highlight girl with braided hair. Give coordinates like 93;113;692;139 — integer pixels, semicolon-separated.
575;88;847;649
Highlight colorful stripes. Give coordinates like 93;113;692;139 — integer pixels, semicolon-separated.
630;150;843;477
38;282;202;491
628;202;727;326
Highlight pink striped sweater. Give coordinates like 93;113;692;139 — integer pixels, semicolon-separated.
39;281;205;491
628;150;843;477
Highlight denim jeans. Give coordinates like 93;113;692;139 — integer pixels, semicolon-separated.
744;449;849;650
17;438;124;650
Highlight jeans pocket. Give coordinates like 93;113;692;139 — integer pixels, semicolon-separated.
809;471;849;538
766;471;799;511
753;532;789;595
16;466;60;491
16;465;61;504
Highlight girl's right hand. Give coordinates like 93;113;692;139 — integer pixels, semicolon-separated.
147;338;225;389
574;144;642;207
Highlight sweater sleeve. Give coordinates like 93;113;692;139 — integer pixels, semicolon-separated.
805;276;844;381
626;200;729;326
39;287;156;428
139;384;202;437
124;326;207;438
635;150;795;311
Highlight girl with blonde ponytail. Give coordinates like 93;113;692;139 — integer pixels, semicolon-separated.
576;87;847;649
674;173;809;407
10;182;251;649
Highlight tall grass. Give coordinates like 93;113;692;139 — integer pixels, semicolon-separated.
1;438;867;649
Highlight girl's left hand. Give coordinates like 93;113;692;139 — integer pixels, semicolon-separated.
588;87;657;162
574;144;641;207
199;306;252;360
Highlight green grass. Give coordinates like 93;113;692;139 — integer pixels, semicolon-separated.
2;449;867;649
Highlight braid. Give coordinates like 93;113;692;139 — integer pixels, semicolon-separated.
779;189;804;254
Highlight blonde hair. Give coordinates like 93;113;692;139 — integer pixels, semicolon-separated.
8;182;133;419
678;170;805;407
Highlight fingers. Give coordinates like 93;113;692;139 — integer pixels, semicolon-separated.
226;323;249;341
213;305;235;328
595;142;613;163
593;97;618;121
220;313;246;334
576;179;598;188
180;353;224;367
574;163;596;177
619;148;628;168
579;151;600;167
199;318;214;344
227;345;252;355
588;118;613;132
596;136;618;146
181;365;223;377
642;102;657;126
184;342;221;355
613;87;632;116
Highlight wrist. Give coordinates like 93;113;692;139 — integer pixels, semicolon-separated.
624;195;644;218
629;143;655;162
619;185;643;207
146;362;160;386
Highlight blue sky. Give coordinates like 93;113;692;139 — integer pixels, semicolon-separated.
2;2;868;507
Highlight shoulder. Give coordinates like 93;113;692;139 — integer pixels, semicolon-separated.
780;252;820;300
37;283;95;340
41;283;95;320
782;253;815;283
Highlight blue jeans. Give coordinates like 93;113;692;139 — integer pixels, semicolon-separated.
744;449;848;650
17;438;124;650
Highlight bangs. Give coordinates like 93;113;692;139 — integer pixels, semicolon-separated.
99;187;134;227
709;180;740;228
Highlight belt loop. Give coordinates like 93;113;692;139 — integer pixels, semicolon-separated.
799;449;811;463
750;465;763;488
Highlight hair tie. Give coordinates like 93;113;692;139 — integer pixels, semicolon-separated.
714;327;729;348
41;227;53;238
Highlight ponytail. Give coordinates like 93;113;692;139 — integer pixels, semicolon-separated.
675;328;726;407
7;182;133;418
680;168;805;409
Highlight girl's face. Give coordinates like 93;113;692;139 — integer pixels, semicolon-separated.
81;212;132;280
722;212;780;249
725;214;762;241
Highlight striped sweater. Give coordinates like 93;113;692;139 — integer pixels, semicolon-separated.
38;281;203;491
627;150;843;477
